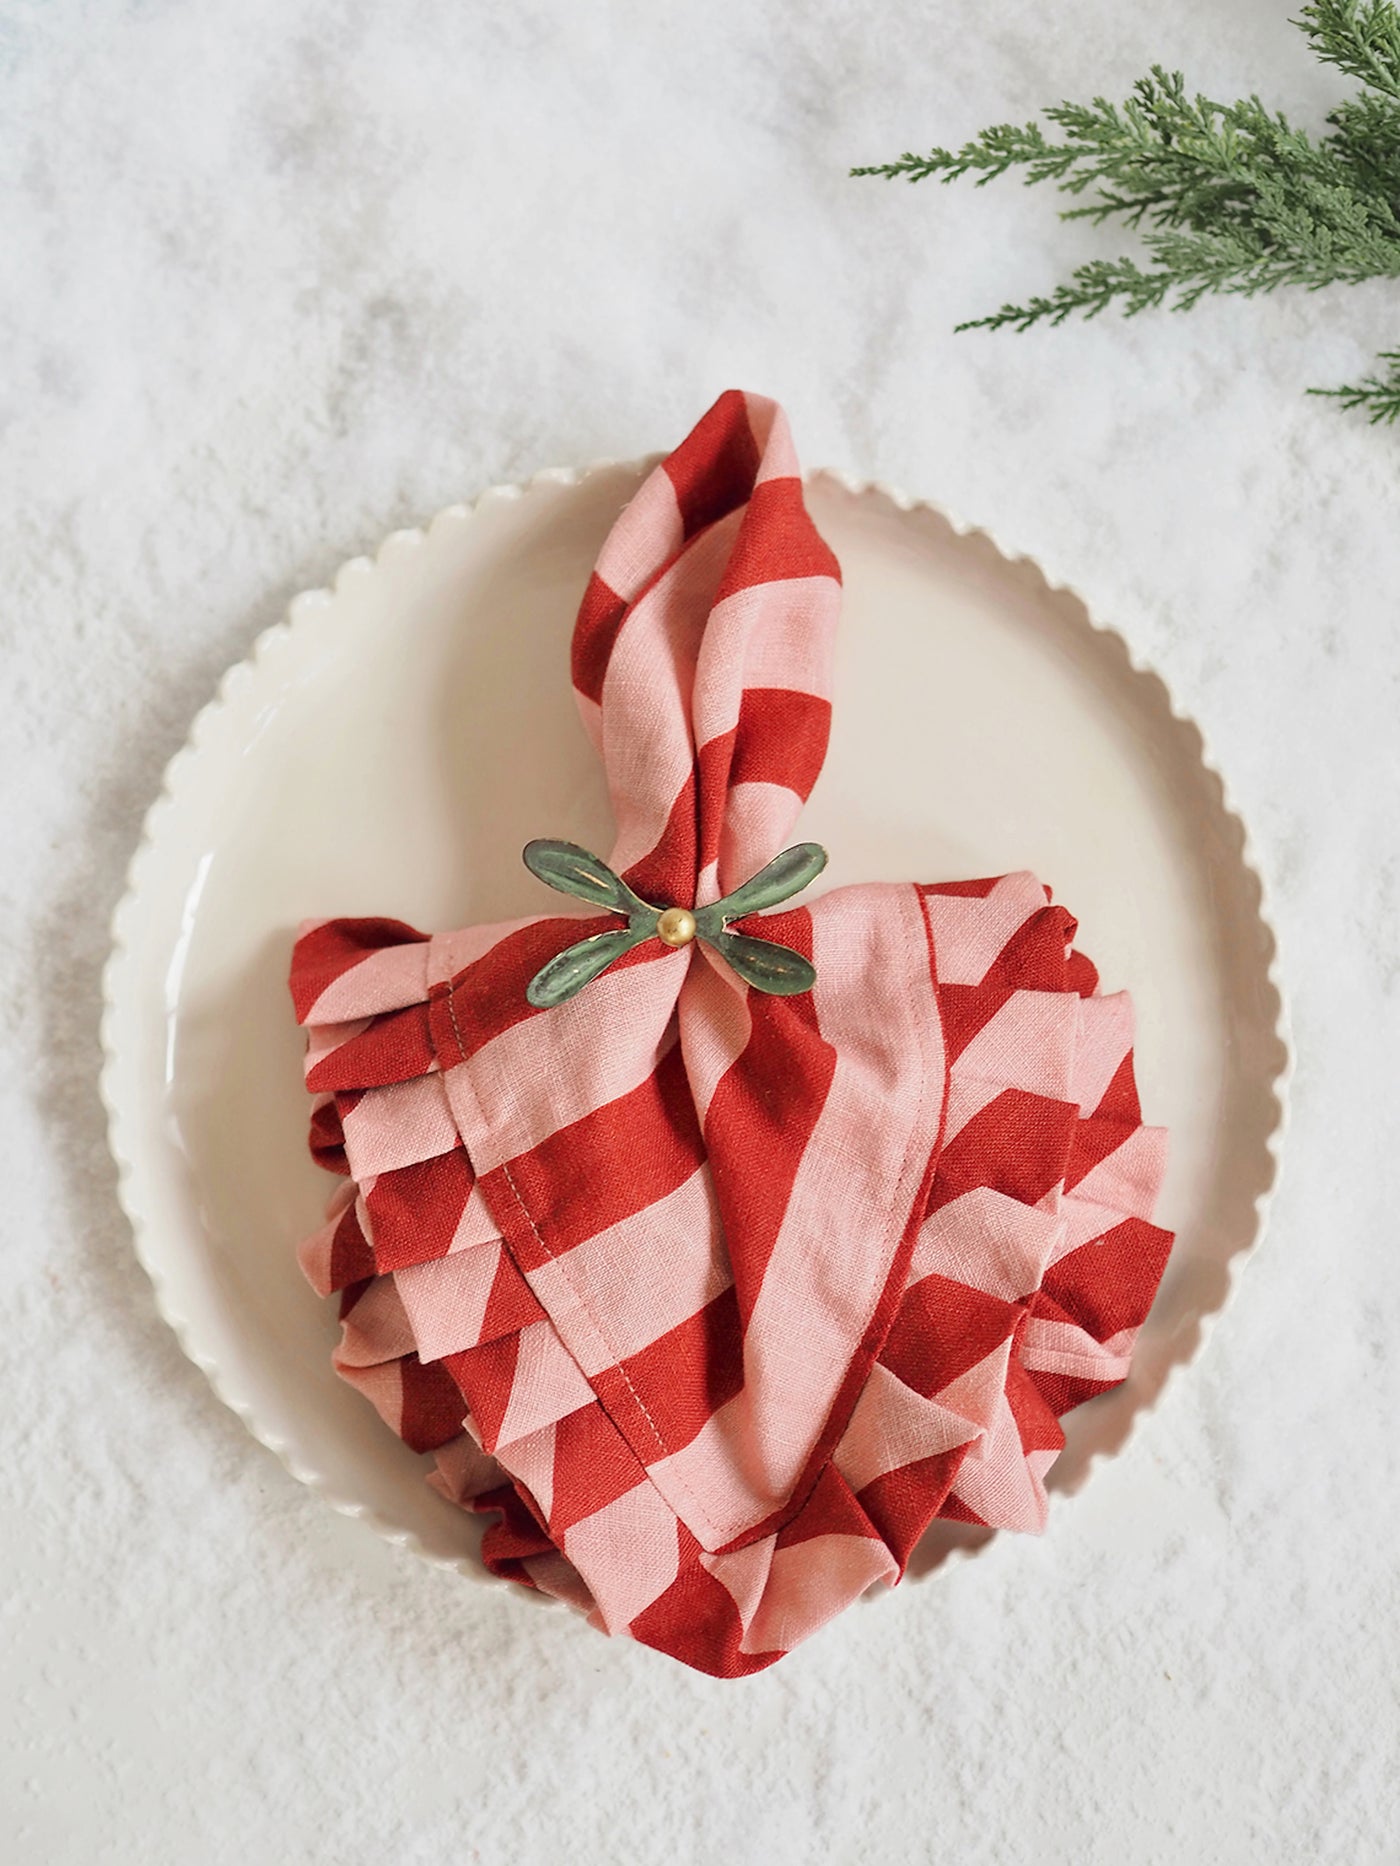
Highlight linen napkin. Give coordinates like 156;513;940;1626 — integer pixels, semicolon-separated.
290;390;1172;1676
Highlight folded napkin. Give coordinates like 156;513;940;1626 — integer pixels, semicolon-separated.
290;390;1172;1677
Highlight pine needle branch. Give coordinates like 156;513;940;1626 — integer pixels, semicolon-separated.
1299;0;1400;100
853;5;1400;423
1310;347;1400;417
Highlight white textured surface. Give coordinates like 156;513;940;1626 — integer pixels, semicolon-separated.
3;2;1396;1862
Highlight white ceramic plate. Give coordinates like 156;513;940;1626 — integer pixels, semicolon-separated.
101;464;1288;1578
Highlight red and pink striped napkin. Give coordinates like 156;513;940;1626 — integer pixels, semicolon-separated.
290;391;1172;1676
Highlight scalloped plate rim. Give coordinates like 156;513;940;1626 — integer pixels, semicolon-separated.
99;458;1292;1591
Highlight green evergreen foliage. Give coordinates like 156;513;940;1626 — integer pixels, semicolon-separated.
854;2;1400;422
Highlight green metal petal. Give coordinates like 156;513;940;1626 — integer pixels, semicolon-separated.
694;842;828;938
523;837;827;1008
522;840;654;918
704;928;818;997
525;926;652;1009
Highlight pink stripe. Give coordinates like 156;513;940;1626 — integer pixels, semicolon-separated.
951;991;1081;1103
739;1534;894;1657
447;1183;504;1254
521;1549;595;1613
395;1242;504;1362
690;576;838;743
502;1419;558;1525
560;1480;681;1635
907;1188;1066;1300
1070;1125;1169;1219
598;512;741;878
699;1536;778;1632
833;1360;980;1494
334;1275;414;1368
715;780;811;904
937;1073;1008;1149
340;1072;459;1177
1058;1190;1142;1253
1020;1317;1135;1382
1071;992;1135;1115
744;394;799;483
429;1434;502;1506
302;1016;373;1078
676;952;752;1126
492;1319;595;1450
592;464;684;603
929;1339;1016;1439
948;1392;1049;1534
525;1168;731;1376
306;940;430;1023
428;918;539;990
332;1358;405;1438
442;962;686;1174
653;884;943;1542
922;872;1047;985
297;1182;357;1295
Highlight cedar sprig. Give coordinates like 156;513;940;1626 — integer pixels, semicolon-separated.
1311;346;1400;418
853;1;1400;422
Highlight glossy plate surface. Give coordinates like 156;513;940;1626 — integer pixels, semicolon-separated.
101;465;1288;1575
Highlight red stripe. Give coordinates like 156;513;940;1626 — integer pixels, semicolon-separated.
497;1041;706;1262
434;916;648;1062
571;571;629;705
476;1483;556;1583
713;477;841;605
694;689;832;873
701;908;834;1327
365;1146;475;1273
930;1090;1078;1212
443;1333;520;1455
306;998;435;1092
1066;948;1100;996
308;1095;351;1174
772;1461;874;1550
936;982;1014;1065
592;1286;744;1459
1091;1048;1143;1125
1004;1354;1066;1455
629;1526;782;1678
337;1275;373;1321
662;390;760;540
879;1274;1020;1398
922;877;1001;900
398;1354;469;1452
936;1493;989;1527
1035;1216;1173;1342
981;905;1075;992
1064;1110;1142;1192
620;774;698;910
290;917;428;1022
694;733;737;876
728;688;831;798
856;1447;968;1570
327;1199;375;1291
547;1403;643;1534
1023;1368;1119;1417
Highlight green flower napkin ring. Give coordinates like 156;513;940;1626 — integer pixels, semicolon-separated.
522;839;829;1009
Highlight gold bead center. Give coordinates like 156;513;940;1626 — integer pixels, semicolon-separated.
656;906;697;948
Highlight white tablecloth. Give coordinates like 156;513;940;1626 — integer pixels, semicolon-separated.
4;2;1397;1860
